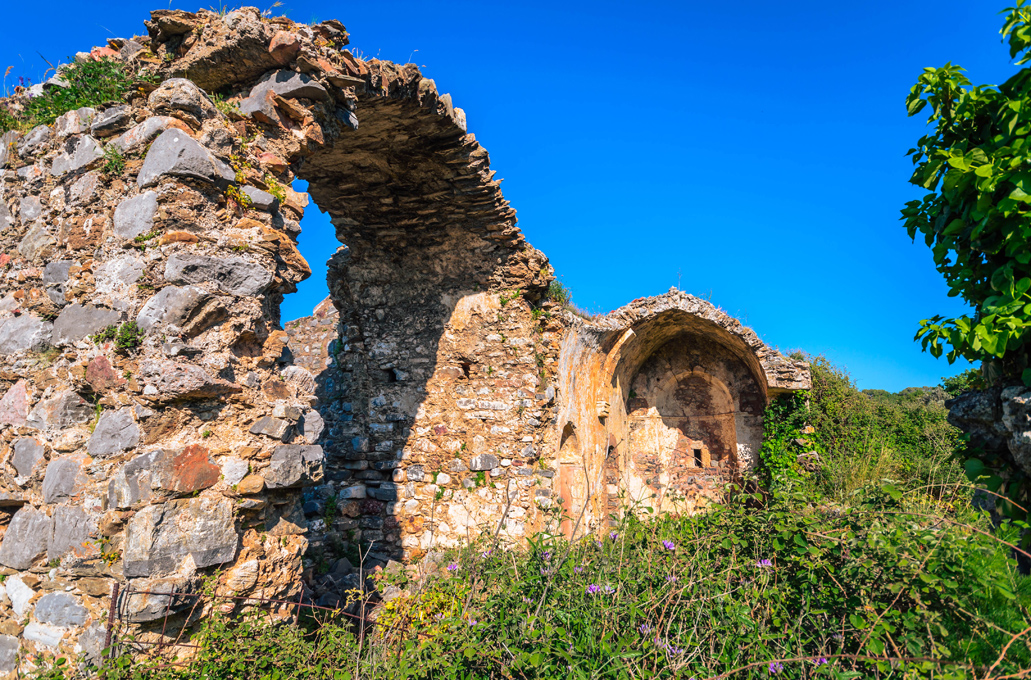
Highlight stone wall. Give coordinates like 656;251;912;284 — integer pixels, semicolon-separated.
0;6;810;673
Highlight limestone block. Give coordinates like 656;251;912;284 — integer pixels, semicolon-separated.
137;128;235;188
34;592;88;627
470;454;499;471
148;79;218;120
248;69;329;102
0;635;17;673
111;116;189;153
91;105;131;137
67;170;101;206
123;497;238;577
17;125;49;154
48;505;96;561
298;410;324;444
136;285;208;333
26;390;91;432
164;253;272;296
138;360;242;401
0;506;53;569
87;408;140;458
20;196;42;222
113;191;158;240
249;416;292;441
264;444;324;489
11;438;45;481
24;622;64;647
17;221;55;260
95;255;145;296
241;185;277;211
0;315;53;353
0;381;30;426
54;107;95;138
42;454;89;504
52;303;121;346
50;135;103;176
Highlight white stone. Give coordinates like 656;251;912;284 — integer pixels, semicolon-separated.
7;576;34;617
221;458;249;486
24;622;64;648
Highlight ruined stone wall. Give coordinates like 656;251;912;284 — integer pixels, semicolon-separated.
0;6;811;672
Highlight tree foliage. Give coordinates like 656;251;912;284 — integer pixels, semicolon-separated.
903;1;1031;385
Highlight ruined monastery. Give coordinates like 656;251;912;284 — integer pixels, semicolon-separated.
0;7;810;669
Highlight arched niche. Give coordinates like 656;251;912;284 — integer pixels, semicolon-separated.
555;423;589;539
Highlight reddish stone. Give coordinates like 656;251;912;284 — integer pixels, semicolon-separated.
60;215;106;251
0;254;10;268
171;444;221;493
432;425;448;436
263;379;293;400
359;499;385;515
0;380;29;426
256;152;288;173
91;46;119;60
268;31;301;65
85;356;125;393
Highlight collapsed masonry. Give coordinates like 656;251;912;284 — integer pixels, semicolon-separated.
0;6;810;672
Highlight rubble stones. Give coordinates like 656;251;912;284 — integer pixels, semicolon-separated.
17;221;55;260
0;636;17;673
0;315;53;353
17;125;49;155
137;129;235;188
113;191;158;240
299;410;324;444
111;116;189;153
6;576;34;617
164;254;272;296
20;196;43;222
34;593;88;628
43;260;74;305
87;409;140;457
52;303;122;346
148;78;219;121
0;506;53;569
123;497;237;577
50;136;103;177
136;285;208;333
54;108;95;138
265;445;325;488
242;185;277;211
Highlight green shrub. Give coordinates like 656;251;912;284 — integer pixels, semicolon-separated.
91;322;143;353
62;487;1029;680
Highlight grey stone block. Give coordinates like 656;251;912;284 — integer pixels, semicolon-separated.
136;285;208;334
34;592;87;627
0;635;18;673
42;455;88;504
26;390;91;432
299;410;324;444
52;303;121;346
137;128;235;188
148;79;218;120
0;314;53;353
50;135;103;176
164;254;272;297
265;444;325;489
87;408;140;458
90;105;131;137
18;125;49;154
367;484;398;502
113;191;158;239
123;497;237;577
20;196;42;222
11;438;45;479
470;453;499;471
249;70;329;102
48;505;96;562
241;185;277;211
17;221;55;260
250;416;292;441
0;505;53;570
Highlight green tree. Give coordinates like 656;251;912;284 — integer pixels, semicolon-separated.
902;1;1031;386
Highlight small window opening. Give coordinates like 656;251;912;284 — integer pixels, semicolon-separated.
381;369;397;383
693;448;703;468
460;362;472;379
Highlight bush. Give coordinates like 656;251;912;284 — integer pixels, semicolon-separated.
61;488;1030;680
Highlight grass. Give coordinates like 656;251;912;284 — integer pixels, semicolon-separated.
0;58;156;133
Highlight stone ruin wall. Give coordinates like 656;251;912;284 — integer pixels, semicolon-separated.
0;7;811;673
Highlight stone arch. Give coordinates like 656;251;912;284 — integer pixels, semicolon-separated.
556;423;588;538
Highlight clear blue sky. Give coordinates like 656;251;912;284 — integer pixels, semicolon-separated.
0;1;1012;391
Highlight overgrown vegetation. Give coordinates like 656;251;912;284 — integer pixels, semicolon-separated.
91;321;143;353
0;58;155;132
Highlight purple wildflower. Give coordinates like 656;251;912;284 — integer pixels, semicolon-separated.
542;550;551;561
768;662;784;674
666;574;678;583
638;623;653;635
595;540;603;549
447;563;459;572
813;657;828;666
609;531;618;540
468;619;478;627
586;584;601;595
521;596;532;604
481;549;493;559
602;584;615;594
574;566;584;574
662;540;675;551
756;558;773;568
